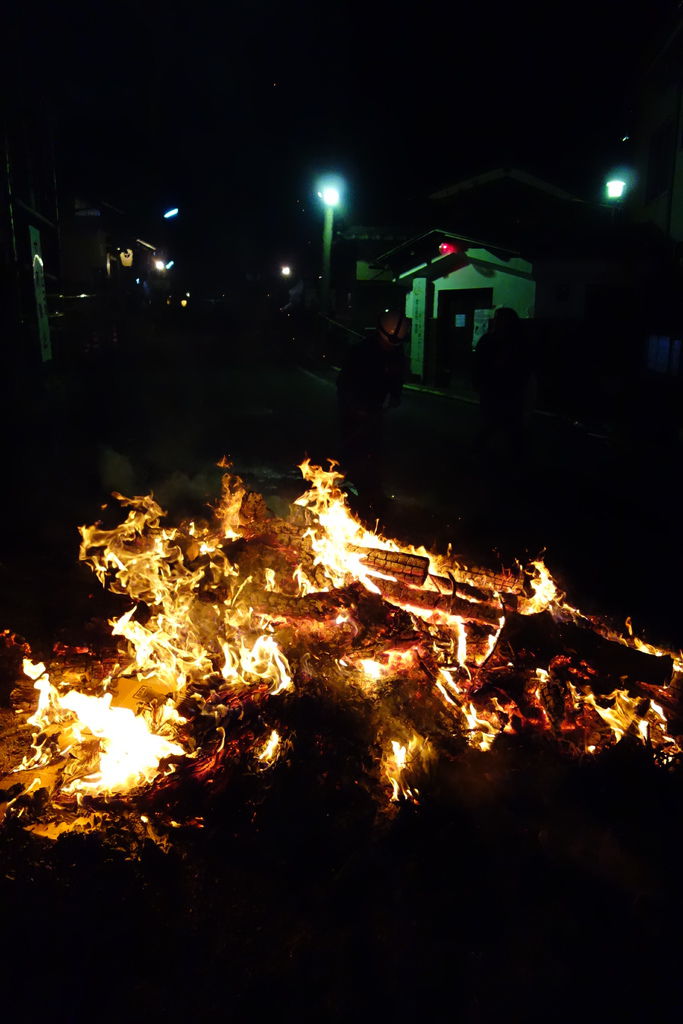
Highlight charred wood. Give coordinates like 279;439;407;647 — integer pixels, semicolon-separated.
375;578;504;627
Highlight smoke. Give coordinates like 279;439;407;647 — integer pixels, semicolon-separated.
97;448;221;514
98;448;137;497
153;468;222;510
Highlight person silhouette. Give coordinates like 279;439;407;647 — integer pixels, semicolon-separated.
473;307;534;463
336;309;410;516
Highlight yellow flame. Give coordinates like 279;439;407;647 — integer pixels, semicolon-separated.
359;659;383;682
568;683;681;756
18;662;184;794
462;702;499;752
256;729;282;766
518;560;559;614
383;733;432;802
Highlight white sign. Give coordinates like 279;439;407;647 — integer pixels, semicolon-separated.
29;226;52;362
410;278;427;378
472;308;492;350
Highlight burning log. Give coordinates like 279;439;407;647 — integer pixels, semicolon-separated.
374;577;504;627
444;562;527;598
249;582;367;622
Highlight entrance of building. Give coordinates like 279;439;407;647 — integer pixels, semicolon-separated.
435;287;493;387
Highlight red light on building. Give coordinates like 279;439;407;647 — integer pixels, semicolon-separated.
438;241;459;256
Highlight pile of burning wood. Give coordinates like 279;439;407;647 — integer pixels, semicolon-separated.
1;460;681;844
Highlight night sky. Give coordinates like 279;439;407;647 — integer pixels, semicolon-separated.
6;0;677;280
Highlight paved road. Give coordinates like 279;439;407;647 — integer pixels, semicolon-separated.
1;318;681;648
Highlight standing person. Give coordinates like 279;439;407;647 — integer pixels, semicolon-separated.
337;309;410;516
472;307;534;464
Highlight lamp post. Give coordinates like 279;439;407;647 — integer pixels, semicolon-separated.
318;184;340;314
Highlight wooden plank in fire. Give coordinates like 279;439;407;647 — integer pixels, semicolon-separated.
350;546;430;585
350;545;518;607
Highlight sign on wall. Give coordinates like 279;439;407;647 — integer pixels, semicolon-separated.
472;308;492;350
29;225;52;362
410;278;427;378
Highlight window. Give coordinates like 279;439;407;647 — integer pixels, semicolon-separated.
646;334;681;375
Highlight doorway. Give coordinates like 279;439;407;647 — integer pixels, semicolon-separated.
436;287;493;387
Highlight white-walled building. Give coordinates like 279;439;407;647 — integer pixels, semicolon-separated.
373;229;535;387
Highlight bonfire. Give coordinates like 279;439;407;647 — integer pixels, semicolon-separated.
1;460;680;846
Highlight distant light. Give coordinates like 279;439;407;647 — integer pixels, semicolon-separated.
186;291;190;297
281;265;292;277
606;179;626;199
319;186;340;207
154;259;165;271
165;260;175;269
163;208;179;219
135;277;140;284
621;135;630;142
180;298;188;307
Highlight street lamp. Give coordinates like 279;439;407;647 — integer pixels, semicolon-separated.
317;182;341;313
605;179;627;200
281;265;292;277
604;172;631;225
163;207;179;219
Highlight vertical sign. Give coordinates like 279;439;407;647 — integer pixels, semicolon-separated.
29;225;52;362
472;308;492;350
410;277;426;378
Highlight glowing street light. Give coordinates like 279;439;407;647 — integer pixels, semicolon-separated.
281;265;292;277
606;179;627;200
317;181;341;313
319;186;340;207
154;259;166;271
163;207;179;219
